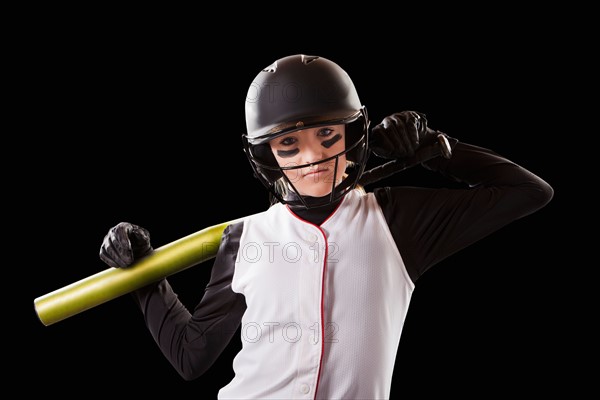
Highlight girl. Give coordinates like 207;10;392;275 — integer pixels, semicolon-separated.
99;54;553;399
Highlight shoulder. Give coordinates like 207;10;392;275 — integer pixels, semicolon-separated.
223;205;282;241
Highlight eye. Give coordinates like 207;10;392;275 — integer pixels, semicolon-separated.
280;136;297;146
317;128;334;137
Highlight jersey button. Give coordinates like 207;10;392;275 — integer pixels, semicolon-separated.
300;383;310;394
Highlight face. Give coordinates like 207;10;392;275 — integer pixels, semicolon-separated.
269;124;346;198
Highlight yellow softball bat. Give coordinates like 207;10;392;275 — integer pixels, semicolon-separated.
34;216;247;326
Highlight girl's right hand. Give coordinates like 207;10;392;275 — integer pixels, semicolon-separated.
99;222;153;268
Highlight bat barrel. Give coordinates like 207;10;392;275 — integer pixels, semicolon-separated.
34;220;240;326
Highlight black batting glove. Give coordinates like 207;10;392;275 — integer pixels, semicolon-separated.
99;222;153;269
370;111;438;159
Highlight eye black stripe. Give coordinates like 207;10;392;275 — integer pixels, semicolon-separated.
322;133;342;149
277;148;299;158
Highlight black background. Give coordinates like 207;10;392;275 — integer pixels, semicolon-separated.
23;13;584;399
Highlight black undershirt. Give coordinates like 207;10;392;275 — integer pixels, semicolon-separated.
287;198;343;226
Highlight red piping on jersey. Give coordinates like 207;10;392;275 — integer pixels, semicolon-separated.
313;226;327;400
285;196;345;399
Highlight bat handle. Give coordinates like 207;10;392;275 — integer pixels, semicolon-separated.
359;133;455;187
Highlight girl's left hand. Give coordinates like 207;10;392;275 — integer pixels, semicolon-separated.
370;111;433;159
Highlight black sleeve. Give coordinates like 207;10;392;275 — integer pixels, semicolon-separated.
374;141;554;283
130;221;247;381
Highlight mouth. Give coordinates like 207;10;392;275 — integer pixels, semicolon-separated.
303;168;329;177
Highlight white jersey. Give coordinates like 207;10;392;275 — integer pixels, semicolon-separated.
219;189;414;399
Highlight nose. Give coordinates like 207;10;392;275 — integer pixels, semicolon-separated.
301;142;326;166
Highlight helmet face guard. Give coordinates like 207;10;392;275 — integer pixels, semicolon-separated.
242;54;370;209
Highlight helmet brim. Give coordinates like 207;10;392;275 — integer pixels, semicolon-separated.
245;109;363;145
